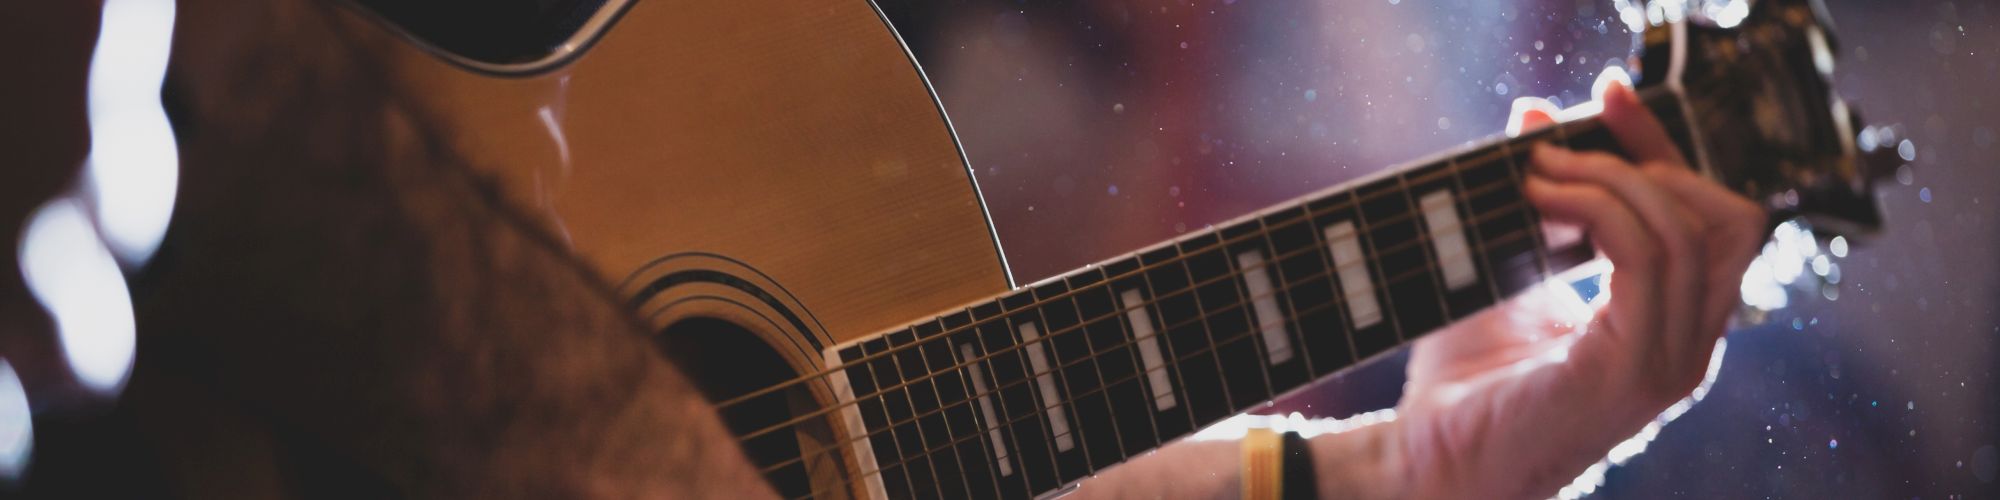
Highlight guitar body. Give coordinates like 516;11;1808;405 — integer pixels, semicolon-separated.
167;0;1005;497
388;1;1010;497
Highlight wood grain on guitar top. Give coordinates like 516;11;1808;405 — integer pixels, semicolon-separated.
383;0;1015;344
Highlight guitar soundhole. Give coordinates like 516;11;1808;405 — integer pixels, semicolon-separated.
655;317;826;499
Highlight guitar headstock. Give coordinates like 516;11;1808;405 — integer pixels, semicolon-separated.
1622;0;1907;241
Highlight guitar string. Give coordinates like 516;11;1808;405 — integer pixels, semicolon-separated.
779;215;1547;500
727;176;1543;444
720;126;1595;437
707;118;1584;414
726;83;1672;415
773;83;1689;499
745;197;1544;468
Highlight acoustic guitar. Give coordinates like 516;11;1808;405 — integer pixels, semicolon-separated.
174;0;1900;498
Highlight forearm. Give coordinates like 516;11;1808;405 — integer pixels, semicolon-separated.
1073;420;1405;500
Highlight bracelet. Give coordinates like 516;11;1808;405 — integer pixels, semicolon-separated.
1243;428;1320;500
1242;428;1283;500
1281;431;1319;500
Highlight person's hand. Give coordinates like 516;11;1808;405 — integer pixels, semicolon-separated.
1317;72;1770;499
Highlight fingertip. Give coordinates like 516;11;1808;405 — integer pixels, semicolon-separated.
1591;66;1635;103
1506;97;1563;137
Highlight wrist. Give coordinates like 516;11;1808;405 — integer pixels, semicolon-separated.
1306;417;1408;500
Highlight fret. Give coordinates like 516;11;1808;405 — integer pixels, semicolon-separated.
1459;145;1547;296
918;318;995;498
1109;262;1178;414
872;331;944;497
841;341;916;499
1274;203;1360;377
1032;278;1125;472
1408;163;1500;320
952;305;1032;499
1004;289;1090;485
1159;236;1235;426
1081;260;1167;458
1499;139;1596;277
1187;223;1275;410
1138;245;1208;436
1356;174;1446;340
1317;190;1399;359
1447;157;1509;305
1230;218;1311;393
972;300;1062;494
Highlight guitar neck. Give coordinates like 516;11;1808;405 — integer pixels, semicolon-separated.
821;90;1696;499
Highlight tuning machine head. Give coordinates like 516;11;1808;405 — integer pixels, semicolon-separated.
1622;0;1900;242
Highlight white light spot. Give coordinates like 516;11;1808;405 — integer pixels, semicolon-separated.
20;199;137;394
0;361;31;482
1829;236;1849;258
83;0;180;266
1898;139;1917;162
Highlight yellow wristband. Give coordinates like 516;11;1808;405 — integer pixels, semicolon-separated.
1242;428;1284;500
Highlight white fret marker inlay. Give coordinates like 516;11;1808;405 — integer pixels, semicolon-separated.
957;344;1014;477
1234;252;1296;364
1118;289;1178;410
1420;190;1479;291
1324;222;1383;329
1016;321;1075;452
823;347;889;500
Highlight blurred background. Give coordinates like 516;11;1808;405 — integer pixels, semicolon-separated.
879;0;1997;497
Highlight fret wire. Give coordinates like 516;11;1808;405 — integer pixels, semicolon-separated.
1399;170;1458;326
1303;200;1364;365
1177;243;1240;418
974;321;1040;495
920;320;981;498
724;169;1528;414
1260;215;1320;377
1236;220;1279;401
1449;156;1508;305
1500;134;1554;282
733;199;1545;445
758;213;1549;476
1350;184;1407;345
1025;295;1095;474
1136;267;1197;441
886;333;945;495
1005;301;1070;485
1055;280;1128;463
940;318;1009;499
1095;274;1165;455
960;322;1027;497
861;341;924;497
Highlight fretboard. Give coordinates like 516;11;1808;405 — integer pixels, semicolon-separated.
809;93;1695;500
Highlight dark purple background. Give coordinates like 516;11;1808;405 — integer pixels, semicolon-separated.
882;1;1999;497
